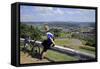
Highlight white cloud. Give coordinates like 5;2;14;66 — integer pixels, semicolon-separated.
21;14;35;22
65;10;81;14
35;6;53;12
34;6;54;16
56;8;64;15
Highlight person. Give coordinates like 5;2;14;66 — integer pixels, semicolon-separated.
40;24;55;59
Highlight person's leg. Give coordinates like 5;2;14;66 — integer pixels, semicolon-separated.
41;43;52;59
41;40;47;59
40;48;48;59
41;51;47;59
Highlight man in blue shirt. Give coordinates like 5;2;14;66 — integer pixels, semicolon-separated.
40;24;55;59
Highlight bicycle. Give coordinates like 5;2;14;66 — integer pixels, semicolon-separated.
23;39;40;57
23;38;55;59
30;40;40;56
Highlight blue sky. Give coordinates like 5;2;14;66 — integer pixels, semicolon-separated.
20;5;95;22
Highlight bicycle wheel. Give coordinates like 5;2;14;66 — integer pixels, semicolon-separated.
31;44;40;56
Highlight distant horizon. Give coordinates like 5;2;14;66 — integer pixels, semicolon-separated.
21;21;95;23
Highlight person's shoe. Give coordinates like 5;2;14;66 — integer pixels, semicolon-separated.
39;57;43;60
39;55;42;60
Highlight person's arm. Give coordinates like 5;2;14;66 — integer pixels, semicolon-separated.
49;37;55;46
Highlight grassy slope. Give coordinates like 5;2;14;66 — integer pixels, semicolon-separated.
55;38;95;55
46;49;78;61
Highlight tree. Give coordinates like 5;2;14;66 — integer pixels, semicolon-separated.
50;28;62;37
20;23;42;41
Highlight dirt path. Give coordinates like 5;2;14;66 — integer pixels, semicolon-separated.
20;51;50;64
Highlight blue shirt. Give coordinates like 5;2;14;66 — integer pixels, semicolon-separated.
46;32;54;44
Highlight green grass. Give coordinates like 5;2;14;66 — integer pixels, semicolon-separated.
46;50;78;61
55;39;71;46
79;48;95;55
55;38;81;49
79;46;95;54
55;38;95;55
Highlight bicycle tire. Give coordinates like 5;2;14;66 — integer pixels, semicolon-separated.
31;44;40;56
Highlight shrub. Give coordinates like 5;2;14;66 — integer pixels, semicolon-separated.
20;23;42;41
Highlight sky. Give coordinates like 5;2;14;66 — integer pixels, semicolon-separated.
20;5;95;22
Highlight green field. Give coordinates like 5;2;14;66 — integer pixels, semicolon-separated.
55;38;95;55
46;49;78;61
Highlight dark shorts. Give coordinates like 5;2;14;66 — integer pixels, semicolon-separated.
42;40;52;52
